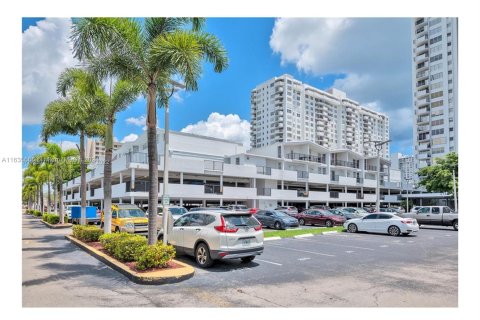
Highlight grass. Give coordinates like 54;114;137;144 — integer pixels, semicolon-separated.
264;226;345;238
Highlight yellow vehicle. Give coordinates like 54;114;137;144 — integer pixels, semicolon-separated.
100;204;149;235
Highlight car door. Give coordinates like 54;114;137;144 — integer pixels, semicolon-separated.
315;210;327;226
359;214;378;232
170;214;191;253
304;210;315;225
415;207;431;224
182;213;209;256
375;214;393;233
111;209;119;232
264;211;276;227
429;207;442;225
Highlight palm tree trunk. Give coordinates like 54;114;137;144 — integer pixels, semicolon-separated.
47;177;51;213
59;176;65;224
53;175;57;215
40;184;44;214
147;83;159;244
80;131;87;225
103;119;113;233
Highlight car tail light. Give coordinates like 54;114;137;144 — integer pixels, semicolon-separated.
214;216;238;233
401;219;414;224
254;225;262;231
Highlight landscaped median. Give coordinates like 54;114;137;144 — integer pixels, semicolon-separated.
40;213;72;229
264;226;345;239
65;225;194;285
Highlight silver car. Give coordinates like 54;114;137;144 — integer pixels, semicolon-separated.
158;210;264;268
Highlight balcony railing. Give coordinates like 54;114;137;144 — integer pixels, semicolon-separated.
204;184;223;195
331;159;359;169
286;152;326;164
126;181;150;192
297;171;309;179
256;166;272;175
331;175;340;182
330;191;339;198
204;160;223;171
125;152;162;165
257;188;272;196
365;165;377;171
356;193;364;199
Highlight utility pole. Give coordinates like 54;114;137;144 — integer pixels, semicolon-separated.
161;80;185;244
365;139;391;212
405;176;411;213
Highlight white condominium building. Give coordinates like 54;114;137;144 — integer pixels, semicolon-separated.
62;130;410;210
86;138;123;160
391;153;415;182
250;74;390;159
412;17;458;171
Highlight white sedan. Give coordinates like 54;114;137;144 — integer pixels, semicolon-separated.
344;213;419;236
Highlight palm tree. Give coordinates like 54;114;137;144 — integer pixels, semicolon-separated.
71;17;228;244
41;143;79;224
42;69;106;225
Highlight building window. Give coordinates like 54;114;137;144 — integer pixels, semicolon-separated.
235;157;240;165
430;54;443;63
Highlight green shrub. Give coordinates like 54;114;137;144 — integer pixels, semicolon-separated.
33;210;42;217
135;242;176;271
99;232;130;252
98;232;147;262
72;225;104;242
46;214;60;225
42;214;48;221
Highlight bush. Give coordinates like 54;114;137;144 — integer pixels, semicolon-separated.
42;214;48;221
46;214;60;225
98;232;147;262
72;225;104;242
135;242;176;271
32;210;42;217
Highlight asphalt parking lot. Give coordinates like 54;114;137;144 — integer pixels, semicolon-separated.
23;215;458;307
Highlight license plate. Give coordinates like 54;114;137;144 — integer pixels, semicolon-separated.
242;239;250;247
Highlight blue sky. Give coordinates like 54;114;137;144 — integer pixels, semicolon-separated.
22;17;413;164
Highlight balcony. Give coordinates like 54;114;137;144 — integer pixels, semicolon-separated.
330;191;339;199
331;159;359;169
204;184;223;195
365;164;377;171
286;152;326;164
415;52;429;63
257;188;272;196
297;190;309;197
126;181;150;192
297;171;309;179
256;166;272;175
356;193;364;199
204;160;224;172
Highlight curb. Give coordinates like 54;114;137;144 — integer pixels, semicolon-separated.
264;236;282;241
65;235;195;285
293;234;314;238
322;231;339;235
40;220;72;229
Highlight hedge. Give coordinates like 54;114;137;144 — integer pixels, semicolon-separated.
99;232;147;262
32;210;42;217
72;225;104;242
135;242;176;271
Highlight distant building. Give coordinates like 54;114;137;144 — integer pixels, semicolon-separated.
250;74;390;159
412;18;458;171
86;138;123;160
391;153;415;182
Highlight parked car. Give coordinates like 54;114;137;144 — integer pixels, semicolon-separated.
342;207;370;217
227;205;250;212
410;206;423;213
379;207;402;214
362;207;376;213
157;210;264;268
344;213;419;236
310;205;331;210
189;207;223;212
295;209;346;227
398;206;458;230
158;205;188;221
329;208;359;220
275;206;299;216
101;204;148;235
256;210;299;229
248;208;259;214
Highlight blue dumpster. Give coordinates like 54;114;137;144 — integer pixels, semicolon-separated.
71;206;99;224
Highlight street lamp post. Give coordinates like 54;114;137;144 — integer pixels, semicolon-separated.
161;80;185;245
404;176;412;213
366;140;391;213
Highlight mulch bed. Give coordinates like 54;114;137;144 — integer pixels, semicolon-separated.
85;240;182;273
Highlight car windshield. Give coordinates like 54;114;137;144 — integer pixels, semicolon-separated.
118;209;146;218
223;214;260;227
234;205;248;210
274;211;290;218
169;207;187;215
356;208;368;213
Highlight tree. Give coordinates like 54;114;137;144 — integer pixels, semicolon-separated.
42;68;106;225
41;143;79;223
71;17;228;244
417;152;458;194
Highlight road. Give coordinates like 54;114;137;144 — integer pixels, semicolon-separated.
22;215;457;307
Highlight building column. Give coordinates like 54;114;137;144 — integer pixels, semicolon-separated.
306;201;309;209
87;201;90;206
252;178;256;188
100;200;103;209
235;181;238;188
131;168;135;190
220;198;223;206
131;196;134;204
119;172;123;184
202;200;206;207
101;178;104;189
281;180;284;190
179;198;183;207
180;172;184;184
119;198;123;204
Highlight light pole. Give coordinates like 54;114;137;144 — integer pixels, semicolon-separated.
404;176;411;213
365;139;391;212
161;80;185;245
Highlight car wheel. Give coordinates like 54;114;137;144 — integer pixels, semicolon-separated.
157;234;164;242
241;256;255;263
115;226;120;233
274;221;282;230
452;220;458;231
325;220;333;227
388;225;401;236
299;218;305;226
195;243;213;268
100;222;104;229
347;223;358;233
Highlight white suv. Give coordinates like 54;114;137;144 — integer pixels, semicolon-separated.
158;210;264;268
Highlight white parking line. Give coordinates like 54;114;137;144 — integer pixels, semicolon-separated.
345;251;355;254
256;259;283;266
267;244;335;257
380;245;389;248
264;237;282;241
293;238;375;251
297;257;311;261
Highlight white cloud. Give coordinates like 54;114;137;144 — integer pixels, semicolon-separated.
270;18;413;147
22;18;78;125
56;140;78;151
22;137;79;153
121;133;139;143
126;115;146;127
181;112;251;148
22;137;42;152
